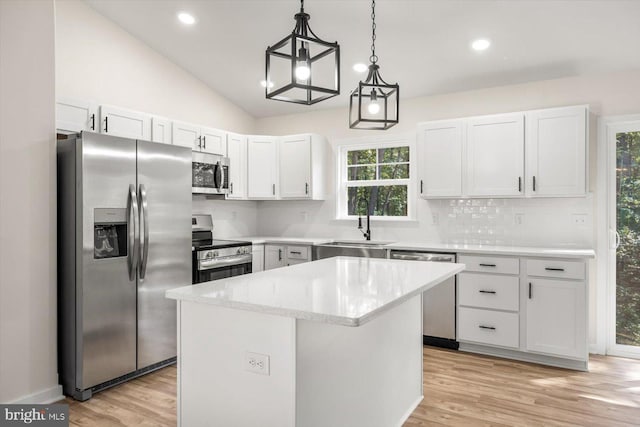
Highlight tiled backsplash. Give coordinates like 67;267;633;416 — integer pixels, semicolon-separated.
428;196;594;247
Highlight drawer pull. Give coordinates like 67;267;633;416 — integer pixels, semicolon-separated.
479;290;496;294
479;263;497;267
529;282;532;299
478;325;496;330
290;251;302;255
545;267;565;272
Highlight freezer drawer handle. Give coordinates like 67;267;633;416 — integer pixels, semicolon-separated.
544;267;565;272
479;263;496;267
479;290;496;294
478;325;496;330
127;184;140;281
139;184;149;280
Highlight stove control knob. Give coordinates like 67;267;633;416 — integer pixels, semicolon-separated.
236;249;242;255
212;251;219;258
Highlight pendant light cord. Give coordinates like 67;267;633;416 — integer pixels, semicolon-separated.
300;0;304;13
370;0;378;64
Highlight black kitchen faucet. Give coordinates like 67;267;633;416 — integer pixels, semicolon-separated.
357;198;371;241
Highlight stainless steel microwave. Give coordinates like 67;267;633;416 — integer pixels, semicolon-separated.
192;151;230;195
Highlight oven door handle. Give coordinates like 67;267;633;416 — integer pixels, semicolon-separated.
198;254;252;270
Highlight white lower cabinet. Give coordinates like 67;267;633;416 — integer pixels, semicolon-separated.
526;276;587;359
264;244;311;270
458;307;519;349
252;244;264;273
457;254;589;370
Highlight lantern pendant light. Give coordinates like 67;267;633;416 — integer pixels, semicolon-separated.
349;0;399;130
265;0;340;105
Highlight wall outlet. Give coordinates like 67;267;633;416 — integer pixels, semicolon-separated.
514;213;524;225
245;352;270;375
572;214;587;225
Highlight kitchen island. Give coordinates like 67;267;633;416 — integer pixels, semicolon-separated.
166;256;464;427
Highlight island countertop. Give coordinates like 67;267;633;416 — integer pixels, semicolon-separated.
166;256;464;327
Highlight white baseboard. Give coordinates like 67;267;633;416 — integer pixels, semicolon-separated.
395;395;423;427
8;385;64;405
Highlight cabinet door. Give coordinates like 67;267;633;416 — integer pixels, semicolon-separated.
526;278;586;359
56;98;97;132
100;105;151;140
226;133;247;199
151;116;172;144
201;127;227;156
526;106;587;196
466;113;524;196
247;136;278;199
279;135;311;199
252;244;264;273
172;121;201;150
264;245;286;270
417;120;463;197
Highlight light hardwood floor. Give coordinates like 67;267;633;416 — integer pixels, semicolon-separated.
65;347;640;426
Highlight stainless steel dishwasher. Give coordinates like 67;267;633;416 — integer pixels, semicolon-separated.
389;250;458;350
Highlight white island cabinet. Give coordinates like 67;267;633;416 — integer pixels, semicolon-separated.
166;257;464;427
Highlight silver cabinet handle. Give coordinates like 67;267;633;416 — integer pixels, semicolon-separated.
104;116;109;133
529;282;532;299
197;135;202;149
290;251;302;255
479;290;496;294
479;325;496;330
479;263;496;267
305;182;309;195
90;113;95;130
272;183;276;196
420;180;424;194
278;248;282;261
518;176;522;192
545;267;565;272
230;182;234;194
533;175;537;191
139;184;149;280
202;136;206;149
127;184;140;281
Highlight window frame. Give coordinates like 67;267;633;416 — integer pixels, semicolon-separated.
335;135;416;221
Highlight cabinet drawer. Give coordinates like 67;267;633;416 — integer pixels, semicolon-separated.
526;259;585;280
458;254;519;275
286;245;309;260
458;273;519;311
458;307;519;348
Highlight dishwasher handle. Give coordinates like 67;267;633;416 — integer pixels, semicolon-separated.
390;252;455;263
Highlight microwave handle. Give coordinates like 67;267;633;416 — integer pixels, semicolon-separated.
214;161;224;191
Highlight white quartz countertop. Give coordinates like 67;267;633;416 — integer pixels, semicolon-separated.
384;242;595;258
166;256;464;327
239;236;334;245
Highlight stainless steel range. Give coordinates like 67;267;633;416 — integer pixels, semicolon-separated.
191;214;252;284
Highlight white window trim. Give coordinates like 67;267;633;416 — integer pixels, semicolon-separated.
335;134;416;221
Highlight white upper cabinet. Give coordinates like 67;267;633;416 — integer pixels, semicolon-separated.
466;113;524;197
279;135;312;199
56;98;98;132
100;105;151;140
526;106;587;197
172;121;227;154
172;121;200;150
247;136;278;199
200;127;227;156
151;116;172;144
226;133;247;199
417;120;464;198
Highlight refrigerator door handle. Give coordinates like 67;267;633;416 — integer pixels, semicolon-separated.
139;184;150;280
127;184;140;281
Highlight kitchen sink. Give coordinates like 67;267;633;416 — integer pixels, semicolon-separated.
312;240;395;260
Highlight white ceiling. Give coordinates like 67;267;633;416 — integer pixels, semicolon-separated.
86;0;640;118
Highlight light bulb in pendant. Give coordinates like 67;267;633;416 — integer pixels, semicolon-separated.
295;46;311;81
368;89;381;115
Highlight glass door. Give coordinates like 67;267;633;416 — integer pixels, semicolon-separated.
607;120;640;358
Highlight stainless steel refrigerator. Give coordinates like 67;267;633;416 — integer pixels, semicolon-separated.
57;131;191;400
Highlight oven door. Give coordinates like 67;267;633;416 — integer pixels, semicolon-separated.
194;263;252;284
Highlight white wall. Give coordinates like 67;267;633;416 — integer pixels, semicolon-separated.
56;0;255;135
0;0;60;403
55;0;259;236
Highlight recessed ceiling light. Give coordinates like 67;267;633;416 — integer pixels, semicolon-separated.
471;39;491;51
353;63;368;73
260;80;274;89
177;12;196;25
